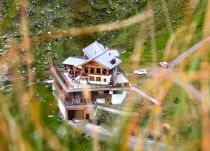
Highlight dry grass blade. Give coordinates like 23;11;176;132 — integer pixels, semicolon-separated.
20;0;34;97
0;0;209;151
31;9;152;45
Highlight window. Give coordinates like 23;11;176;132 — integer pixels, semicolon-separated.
113;90;123;94
96;68;101;74
89;76;94;81
96;77;101;81
84;67;88;73
63;65;67;70
90;68;94;74
102;69;107;74
104;78;106;82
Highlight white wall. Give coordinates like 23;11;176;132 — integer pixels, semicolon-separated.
96;98;105;104
57;96;68;120
88;74;112;85
111;91;127;104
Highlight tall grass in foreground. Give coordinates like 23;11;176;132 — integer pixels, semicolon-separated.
0;0;209;151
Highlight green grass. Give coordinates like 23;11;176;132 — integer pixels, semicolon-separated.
0;0;208;150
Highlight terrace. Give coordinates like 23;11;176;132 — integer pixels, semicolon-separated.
51;65;130;93
62;71;130;92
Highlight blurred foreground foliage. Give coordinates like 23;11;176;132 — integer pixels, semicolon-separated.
0;0;209;151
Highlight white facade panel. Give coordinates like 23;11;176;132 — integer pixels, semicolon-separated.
58;98;67;120
88;74;111;85
111;91;127;104
96;98;106;104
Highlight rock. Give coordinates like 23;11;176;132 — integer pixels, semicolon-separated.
25;6;34;16
3;45;12;49
106;10;111;14
43;79;54;84
1;35;7;39
28;9;34;16
120;50;127;54
41;11;45;16
121;7;126;11
1;76;12;82
51;17;62;23
46;9;54;14
32;67;36;75
0;86;5;91
48;115;54;118
36;79;40;83
88;0;94;5
31;22;41;29
46;46;51;51
37;31;43;35
54;5;60;9
14;34;21;38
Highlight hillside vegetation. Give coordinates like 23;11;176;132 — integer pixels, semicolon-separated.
0;0;209;151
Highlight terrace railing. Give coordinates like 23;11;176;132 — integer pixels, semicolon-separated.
51;65;130;93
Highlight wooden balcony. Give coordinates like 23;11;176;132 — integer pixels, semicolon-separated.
51;65;130;93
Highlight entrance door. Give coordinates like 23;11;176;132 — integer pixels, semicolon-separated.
68;110;84;120
85;114;90;120
68;110;75;120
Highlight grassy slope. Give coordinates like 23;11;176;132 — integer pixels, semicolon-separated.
0;0;207;150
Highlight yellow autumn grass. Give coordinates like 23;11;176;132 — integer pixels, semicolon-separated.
0;0;209;151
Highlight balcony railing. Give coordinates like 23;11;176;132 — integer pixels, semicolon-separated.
51;65;130;93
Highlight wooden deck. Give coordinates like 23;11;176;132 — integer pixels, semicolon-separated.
65;85;131;93
51;66;130;93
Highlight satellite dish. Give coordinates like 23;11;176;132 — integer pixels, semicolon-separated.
111;59;116;64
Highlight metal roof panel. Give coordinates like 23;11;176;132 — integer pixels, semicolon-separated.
82;41;106;59
62;57;87;67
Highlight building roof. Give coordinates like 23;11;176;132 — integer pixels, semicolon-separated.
82;41;106;59
63;41;121;69
107;50;119;57
94;51;121;69
62;57;87;68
